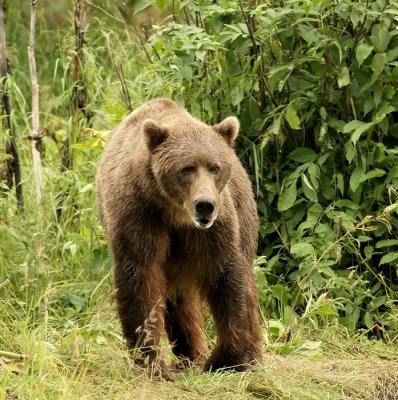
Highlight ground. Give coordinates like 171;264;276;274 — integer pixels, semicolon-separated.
1;294;397;399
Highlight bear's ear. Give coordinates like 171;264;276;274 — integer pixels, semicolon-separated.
143;119;168;151
213;116;240;146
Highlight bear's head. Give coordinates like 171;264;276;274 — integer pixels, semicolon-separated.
143;116;240;230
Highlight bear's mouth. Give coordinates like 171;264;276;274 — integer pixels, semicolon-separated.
193;218;214;230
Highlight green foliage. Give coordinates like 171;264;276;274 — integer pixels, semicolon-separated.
137;0;398;336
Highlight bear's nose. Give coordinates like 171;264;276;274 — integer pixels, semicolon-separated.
195;198;215;216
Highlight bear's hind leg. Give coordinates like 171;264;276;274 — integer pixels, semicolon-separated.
165;296;206;368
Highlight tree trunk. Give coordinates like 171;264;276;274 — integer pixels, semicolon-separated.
0;0;23;211
28;0;42;206
61;0;88;172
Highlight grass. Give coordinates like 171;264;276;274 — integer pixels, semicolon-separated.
1;193;397;400
1;300;398;400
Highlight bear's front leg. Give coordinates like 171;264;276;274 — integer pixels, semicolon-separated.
111;217;171;379
115;262;169;378
204;258;263;372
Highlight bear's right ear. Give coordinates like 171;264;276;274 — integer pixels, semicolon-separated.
143;119;168;151
213;116;240;147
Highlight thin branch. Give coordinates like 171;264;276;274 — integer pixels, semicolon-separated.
238;0;278;109
72;0;90;120
120;2;158;62
115;61;132;111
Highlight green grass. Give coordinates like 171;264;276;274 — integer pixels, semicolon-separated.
1;192;398;400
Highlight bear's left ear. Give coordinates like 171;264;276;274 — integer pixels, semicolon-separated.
213;116;240;147
143;119;169;151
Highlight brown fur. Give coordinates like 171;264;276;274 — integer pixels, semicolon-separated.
96;99;263;378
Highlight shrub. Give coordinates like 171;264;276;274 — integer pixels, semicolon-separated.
136;0;398;336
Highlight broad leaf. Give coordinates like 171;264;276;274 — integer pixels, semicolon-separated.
379;252;398;265
371;23;391;52
278;181;297;211
338;66;350;88
359;169;386;182
356;43;373;66
350;164;365;192
288;147;317;163
285;105;301;129
291;243;315;257
376;240;398;248
335;199;359;209
344;120;374;145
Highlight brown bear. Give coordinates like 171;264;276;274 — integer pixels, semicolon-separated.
96;98;262;378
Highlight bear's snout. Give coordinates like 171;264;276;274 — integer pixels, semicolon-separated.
194;197;215;216
193;197;216;229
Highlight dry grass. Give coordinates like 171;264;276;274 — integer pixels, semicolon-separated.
1;326;397;400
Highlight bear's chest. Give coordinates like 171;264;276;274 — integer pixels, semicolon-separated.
164;228;217;285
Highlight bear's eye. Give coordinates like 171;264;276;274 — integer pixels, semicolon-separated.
181;166;195;175
209;165;220;175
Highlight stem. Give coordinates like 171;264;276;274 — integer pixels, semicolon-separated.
0;350;27;360
115;61;132;111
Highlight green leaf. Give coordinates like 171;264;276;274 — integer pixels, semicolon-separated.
376;240;398;248
338;66;350;88
288;147;317;163
351;123;374;145
356;43;373;66
344;120;374;145
350;164;365;192
285;105;301;129
379;252;398;265
373;296;387;308
291;243;315;257
364;312;373;328
371;23;391;53
230;85;244;106
67;293;86;308
155;0;169;11
371;53;387;74
278;181;297;211
133;0;154;15
327;117;345;132
359;169;386;182
302;174;315;191
388;166;398;178
336;173;345;195
298;25;321;44
345;141;357;163
308;163;319;190
373;103;395;124
268;339;322;357
302;174;318;202
343;120;366;133
271;285;290;303
335;199;359;209
268;320;286;339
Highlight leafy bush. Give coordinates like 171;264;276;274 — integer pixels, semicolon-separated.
135;0;398;336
